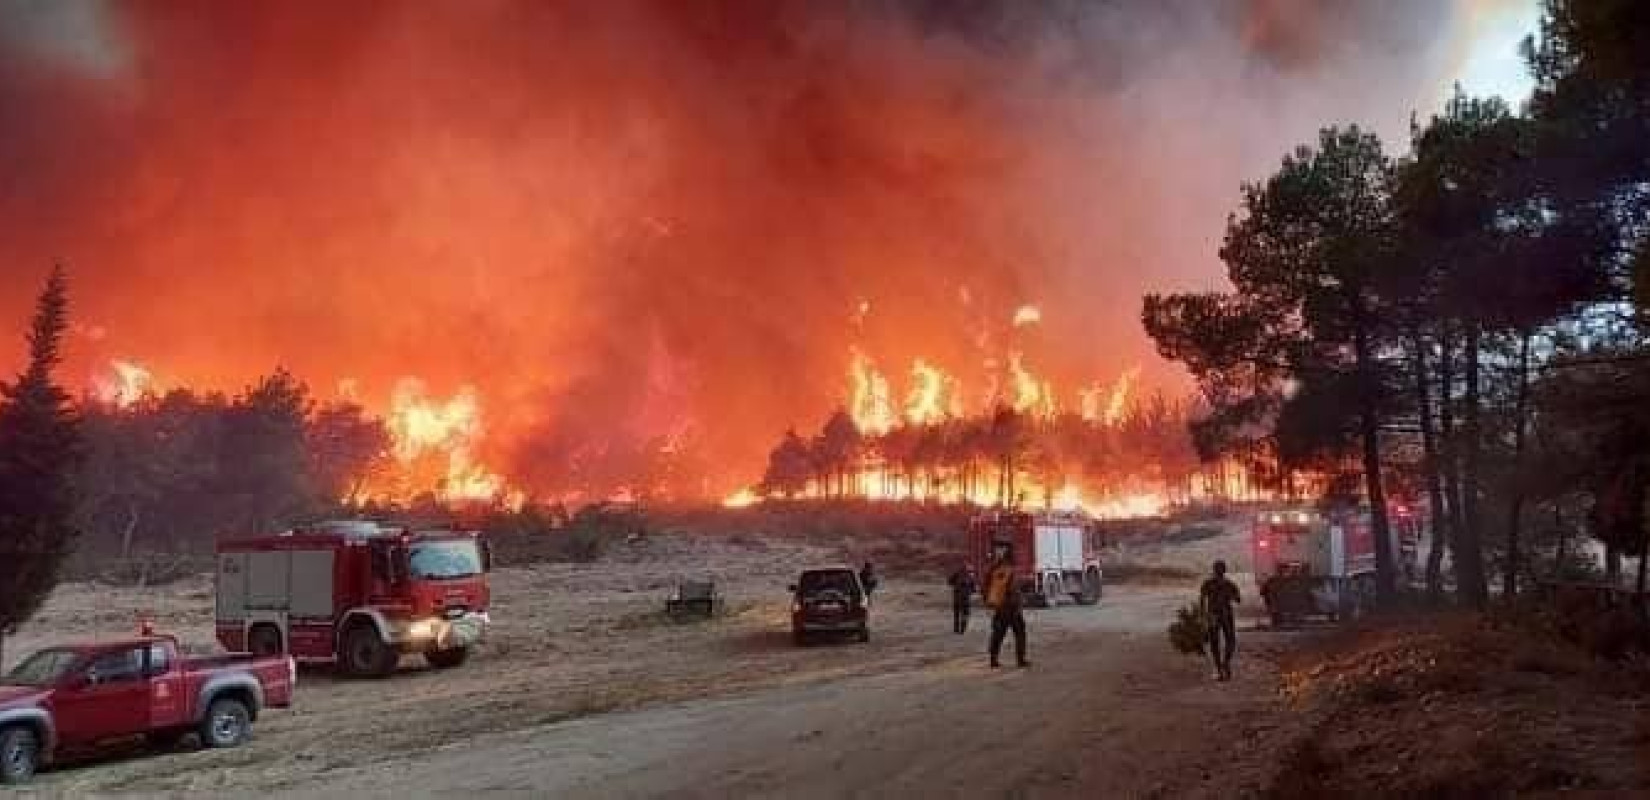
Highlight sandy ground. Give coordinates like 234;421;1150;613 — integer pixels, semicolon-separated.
11;527;1285;798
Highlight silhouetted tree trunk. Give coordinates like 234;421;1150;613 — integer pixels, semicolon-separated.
1455;325;1489;607
1439;326;1466;576
1504;331;1533;598
1352;296;1397;605
1414;330;1450;601
1552;505;1569;580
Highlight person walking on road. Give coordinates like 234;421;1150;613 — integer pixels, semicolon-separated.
859;561;880;600
948;565;977;634
1200;559;1241;681
984;546;1029;668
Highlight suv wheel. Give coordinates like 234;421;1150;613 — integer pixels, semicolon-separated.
0;726;39;785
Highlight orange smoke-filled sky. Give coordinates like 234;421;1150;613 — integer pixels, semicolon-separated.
0;0;1537;493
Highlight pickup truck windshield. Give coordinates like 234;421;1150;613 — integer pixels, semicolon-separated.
3;648;80;686
409;540;482;580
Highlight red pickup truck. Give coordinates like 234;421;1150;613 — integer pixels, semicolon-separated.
0;635;294;784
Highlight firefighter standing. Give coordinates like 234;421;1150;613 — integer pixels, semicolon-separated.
984;546;1029;668
859;561;879;599
947;565;977;634
1200;559;1241;681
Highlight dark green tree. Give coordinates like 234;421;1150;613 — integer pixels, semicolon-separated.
0;266;83;666
306;402;393;505
1145;126;1405;605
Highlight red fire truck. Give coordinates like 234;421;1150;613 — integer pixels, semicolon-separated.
1253;503;1424;624
968;509;1104;607
216;521;492;677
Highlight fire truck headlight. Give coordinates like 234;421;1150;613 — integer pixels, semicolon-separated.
408;620;438;639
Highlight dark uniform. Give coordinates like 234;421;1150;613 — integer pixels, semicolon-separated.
985;556;1028;668
859;562;879;599
948;568;977;634
1200;563;1241;681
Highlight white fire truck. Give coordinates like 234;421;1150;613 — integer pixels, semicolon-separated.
968;509;1104;607
1253;503;1423;624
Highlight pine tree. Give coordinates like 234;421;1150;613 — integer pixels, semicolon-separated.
0;265;83;667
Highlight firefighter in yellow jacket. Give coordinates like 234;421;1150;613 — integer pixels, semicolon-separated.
984;545;1029;668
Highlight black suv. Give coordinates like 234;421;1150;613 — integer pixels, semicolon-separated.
789;567;870;645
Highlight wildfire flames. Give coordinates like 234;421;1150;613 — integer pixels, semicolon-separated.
3;3;1475;513
94;360;154;410
366;379;513;505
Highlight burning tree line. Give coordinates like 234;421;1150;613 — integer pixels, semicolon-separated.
754;394;1219;515
1145;0;1650;609
75;372;397;560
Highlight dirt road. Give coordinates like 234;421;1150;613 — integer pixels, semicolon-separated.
18;529;1290;797
274;587;1290;800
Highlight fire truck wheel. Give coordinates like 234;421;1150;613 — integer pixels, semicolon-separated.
248;625;283;657
425;647;470;669
343;624;398;678
0;726;40;784
199;697;251;748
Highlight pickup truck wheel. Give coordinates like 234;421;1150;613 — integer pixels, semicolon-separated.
0;726;39;785
200;698;251;748
343;624;397;678
424;646;469;669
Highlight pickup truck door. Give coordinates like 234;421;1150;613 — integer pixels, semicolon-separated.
52;647;151;744
145;643;189;730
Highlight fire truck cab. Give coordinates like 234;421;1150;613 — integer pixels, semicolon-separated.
1253;503;1423;625
216;521;491;677
968;509;1103;607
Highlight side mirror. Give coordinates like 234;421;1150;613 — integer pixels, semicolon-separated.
786;584;797;593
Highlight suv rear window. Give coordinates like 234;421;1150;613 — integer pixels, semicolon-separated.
799;571;860;597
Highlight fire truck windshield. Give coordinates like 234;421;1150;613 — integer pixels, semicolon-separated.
408;540;483;580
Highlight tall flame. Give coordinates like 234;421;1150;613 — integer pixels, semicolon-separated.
1080;367;1139;427
1007;352;1056;418
904;359;956;426
96;359;153;408
849;347;895;435
382;378;509;502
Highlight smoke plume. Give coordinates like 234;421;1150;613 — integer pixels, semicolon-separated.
0;0;1514;495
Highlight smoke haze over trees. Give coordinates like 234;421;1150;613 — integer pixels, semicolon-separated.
0;1;1528;495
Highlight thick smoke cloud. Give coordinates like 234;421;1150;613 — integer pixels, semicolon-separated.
0;0;1505;495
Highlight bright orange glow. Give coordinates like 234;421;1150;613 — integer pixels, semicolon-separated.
722;487;760;508
904;359;956;426
1007;352;1056;419
368;378;512;504
95;359;153;408
849;347;895;436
